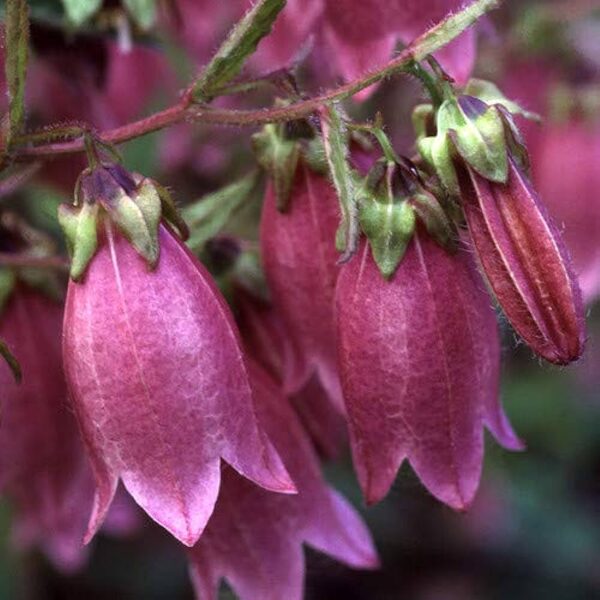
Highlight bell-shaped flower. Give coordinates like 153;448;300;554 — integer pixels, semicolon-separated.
322;0;476;97
260;161;343;406
336;232;523;508
188;362;378;600
0;287;94;572
235;287;347;459
61;166;294;548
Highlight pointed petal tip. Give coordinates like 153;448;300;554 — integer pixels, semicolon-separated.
83;476;119;545
362;477;392;507
445;492;475;513
427;477;479;513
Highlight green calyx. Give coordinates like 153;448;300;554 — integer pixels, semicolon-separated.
58;201;99;282
59;164;187;281
358;160;416;279
360;193;416;279
252;122;301;212
359;159;457;279
415;78;537;196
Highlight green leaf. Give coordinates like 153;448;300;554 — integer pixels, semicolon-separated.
321;104;358;261
183;172;260;251
0;339;21;383
5;0;29;146
191;0;286;102
123;0;157;30
60;0;102;26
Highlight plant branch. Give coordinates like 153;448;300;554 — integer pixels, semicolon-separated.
15;0;500;160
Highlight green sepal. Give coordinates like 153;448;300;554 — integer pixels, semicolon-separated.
412;104;436;140
123;0;157;30
252;123;300;212
449;101;508;183
108;180;162;267
148;181;187;241
301;137;328;175
409;191;456;251
58;202;99;282
360;196;416;279
415;94;510;193
61;0;102;27
497;106;531;175
0;269;17;314
0;338;21;383
419;133;460;197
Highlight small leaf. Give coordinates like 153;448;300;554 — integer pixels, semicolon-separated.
5;0;30;147
320;104;358;261
60;0;102;26
123;0;157;30
183;172;260;251
191;0;286;101
0;338;21;383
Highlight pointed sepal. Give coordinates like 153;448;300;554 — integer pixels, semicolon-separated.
58;202;99;282
106;180;161;267
360;194;416;279
252;123;300;212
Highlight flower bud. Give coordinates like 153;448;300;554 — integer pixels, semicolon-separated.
459;159;586;365
336;233;523;509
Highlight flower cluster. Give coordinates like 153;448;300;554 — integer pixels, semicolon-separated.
0;0;595;598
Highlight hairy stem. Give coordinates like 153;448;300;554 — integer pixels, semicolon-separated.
15;0;499;160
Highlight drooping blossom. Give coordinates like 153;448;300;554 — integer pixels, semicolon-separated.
0;287;94;572
322;0;476;95
188;362;378;600
236;287;347;458
336;233;523;508
260;162;343;406
459;159;586;365
63;223;295;547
